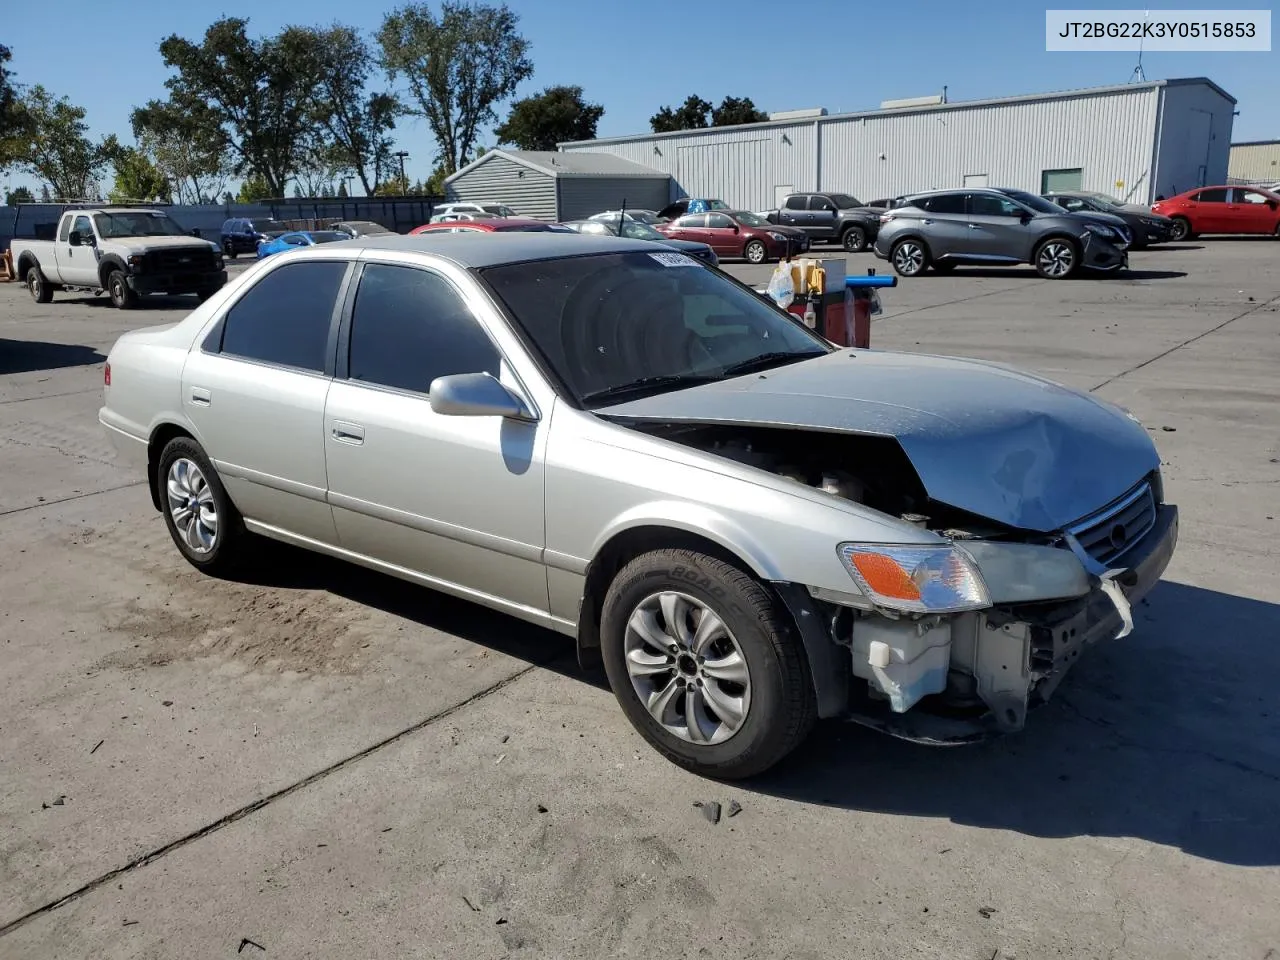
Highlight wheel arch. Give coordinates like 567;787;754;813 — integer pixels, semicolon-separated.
16;252;40;279
146;421;198;512
98;255;129;288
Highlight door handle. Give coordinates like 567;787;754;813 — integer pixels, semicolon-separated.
922;218;934;225
190;387;211;406
968;224;980;229
331;421;365;445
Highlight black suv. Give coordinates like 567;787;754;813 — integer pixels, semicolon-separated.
220;217;288;258
763;192;882;252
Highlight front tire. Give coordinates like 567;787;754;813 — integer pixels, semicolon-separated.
841;226;867;253
600;549;816;780
27;265;53;303
744;239;768;264
157;437;250;576
1033;237;1079;279
107;270;138;309
890;238;928;277
222;242;237;259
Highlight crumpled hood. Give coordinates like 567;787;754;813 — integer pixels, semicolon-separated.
598;350;1160;532
106;236;218;256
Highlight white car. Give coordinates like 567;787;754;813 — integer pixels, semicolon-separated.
588;209;663;225
429;201;517;223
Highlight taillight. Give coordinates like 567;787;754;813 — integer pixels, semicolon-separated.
104;362;111;387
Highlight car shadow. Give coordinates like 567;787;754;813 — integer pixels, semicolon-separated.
751;580;1280;867
1146;244;1203;252
0;340;107;375
1194;235;1277;242
1102;269;1188;280
219;546;1280;867
75;295;203;310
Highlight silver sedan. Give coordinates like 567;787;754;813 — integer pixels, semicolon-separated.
100;233;1177;778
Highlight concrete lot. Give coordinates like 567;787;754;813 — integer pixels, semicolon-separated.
1;242;1278;959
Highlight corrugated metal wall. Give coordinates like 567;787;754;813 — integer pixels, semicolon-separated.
447;155;557;219
562;85;1207;207
1152;84;1235;199
1229;143;1280;182
557;178;670;220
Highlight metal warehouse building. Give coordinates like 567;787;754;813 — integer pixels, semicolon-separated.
1229;140;1280;184
559;78;1235;210
444;150;671;221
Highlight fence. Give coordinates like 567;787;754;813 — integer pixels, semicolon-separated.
0;196;445;251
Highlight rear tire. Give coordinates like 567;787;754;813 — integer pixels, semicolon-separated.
600;548;817;780
744;239;768;264
841;226;867;253
107;270;138;309
157;436;250;576
27;265;53;303
890;238;928;277
1168;217;1193;242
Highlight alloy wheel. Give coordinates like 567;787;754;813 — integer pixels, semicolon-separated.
1037;241;1075;278
1169;219;1190;242
893;241;924;276
623;591;751;745
166;458;218;554
745;241;766;264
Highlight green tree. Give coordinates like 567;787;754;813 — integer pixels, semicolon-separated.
156;17;324;196
337;181;349;198
373;173;410;195
377;1;533;174
295;24;402;195
424;162;448;194
104;138;172;202
0;44;20;167
711;96;768;127
495;85;603;150
5;185;33;205
236;173;273;203
8;85;110;197
650;95;712;134
131;99;228;204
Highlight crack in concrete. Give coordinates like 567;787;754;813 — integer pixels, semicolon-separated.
0;480;147;519
0;663;542;938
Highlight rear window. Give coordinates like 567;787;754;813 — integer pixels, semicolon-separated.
919;193;965;214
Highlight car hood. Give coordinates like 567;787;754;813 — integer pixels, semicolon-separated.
106;237;218;256
1063;209;1128;229
596;350;1159;532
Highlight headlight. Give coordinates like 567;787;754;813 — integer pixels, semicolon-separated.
768;232;788;242
127;254;144;268
1084;224;1116;239
837;543;990;614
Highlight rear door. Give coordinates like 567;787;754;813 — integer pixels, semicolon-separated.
964;193;1029;260
666;214;711;246
182;257;352;542
915;193;969;258
322;260;549;612
1189;187;1228;232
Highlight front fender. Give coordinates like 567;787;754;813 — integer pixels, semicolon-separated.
97;254;128;286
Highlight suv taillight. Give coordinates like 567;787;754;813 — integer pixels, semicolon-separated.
104;362;111;387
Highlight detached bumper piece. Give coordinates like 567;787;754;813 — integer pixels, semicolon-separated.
838;504;1178;744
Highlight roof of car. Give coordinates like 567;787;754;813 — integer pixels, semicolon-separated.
327;232;655;267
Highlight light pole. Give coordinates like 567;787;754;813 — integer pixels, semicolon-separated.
393;151;409;194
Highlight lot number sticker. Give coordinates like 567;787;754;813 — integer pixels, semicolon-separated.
649;252;698;267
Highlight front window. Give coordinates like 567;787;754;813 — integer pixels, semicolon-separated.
1081;192;1122;210
93;211;190;238
827;193;861;209
730;211;770;227
479;251;831;406
999;190;1058;214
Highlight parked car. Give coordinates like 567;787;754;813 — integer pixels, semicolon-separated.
874;188;1129;279
256;230;350;259
429;201;517;223
410;218;576;235
1043;191;1174;247
761;192;883;252
562;217;719;265
12;206;226;309
220;218;288;258
1151;185;1280;240
330;220;395;239
588;209;664;225
98;232;1177;778
657;210;809;263
656;198;730;221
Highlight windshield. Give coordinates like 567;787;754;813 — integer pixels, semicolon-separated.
828;193;862;209
93;211;189;238
345;221;391;234
310;232;349;243
1001;190;1061;215
594;218;665;241
1081;193;1123;210
732;211;770;227
480;251;831;406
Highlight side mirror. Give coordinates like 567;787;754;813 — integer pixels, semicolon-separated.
732;225;740;233
191;228;201;237
68;232;82;247
428;372;533;420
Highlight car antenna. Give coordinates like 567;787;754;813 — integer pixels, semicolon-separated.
617;198;626;237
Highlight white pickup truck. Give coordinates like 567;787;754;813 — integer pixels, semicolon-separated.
9;207;227;309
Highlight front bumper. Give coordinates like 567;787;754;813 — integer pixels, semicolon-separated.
127;270;227;295
839;503;1178;743
1082;236;1128;272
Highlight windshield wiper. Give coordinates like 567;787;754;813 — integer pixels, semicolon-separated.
581;374;719;405
719;351;825;376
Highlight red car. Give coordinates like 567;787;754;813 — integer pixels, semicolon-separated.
1152;185;1280;240
656;210;809;263
408;218;575;235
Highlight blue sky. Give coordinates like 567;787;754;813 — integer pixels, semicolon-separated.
3;0;1275;193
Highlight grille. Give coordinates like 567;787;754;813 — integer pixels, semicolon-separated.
1066;481;1157;565
145;248;218;274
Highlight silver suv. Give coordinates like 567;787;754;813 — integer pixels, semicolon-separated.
873;188;1130;279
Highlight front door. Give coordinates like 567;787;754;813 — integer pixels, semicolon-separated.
62;214;98;285
322;261;549;614
1223;188;1277;234
181;258;349;542
776;194;809;231
964;193;1030;260
703;212;742;255
808;195;838;238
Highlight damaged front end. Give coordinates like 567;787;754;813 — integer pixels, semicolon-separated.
617;418;1178;744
